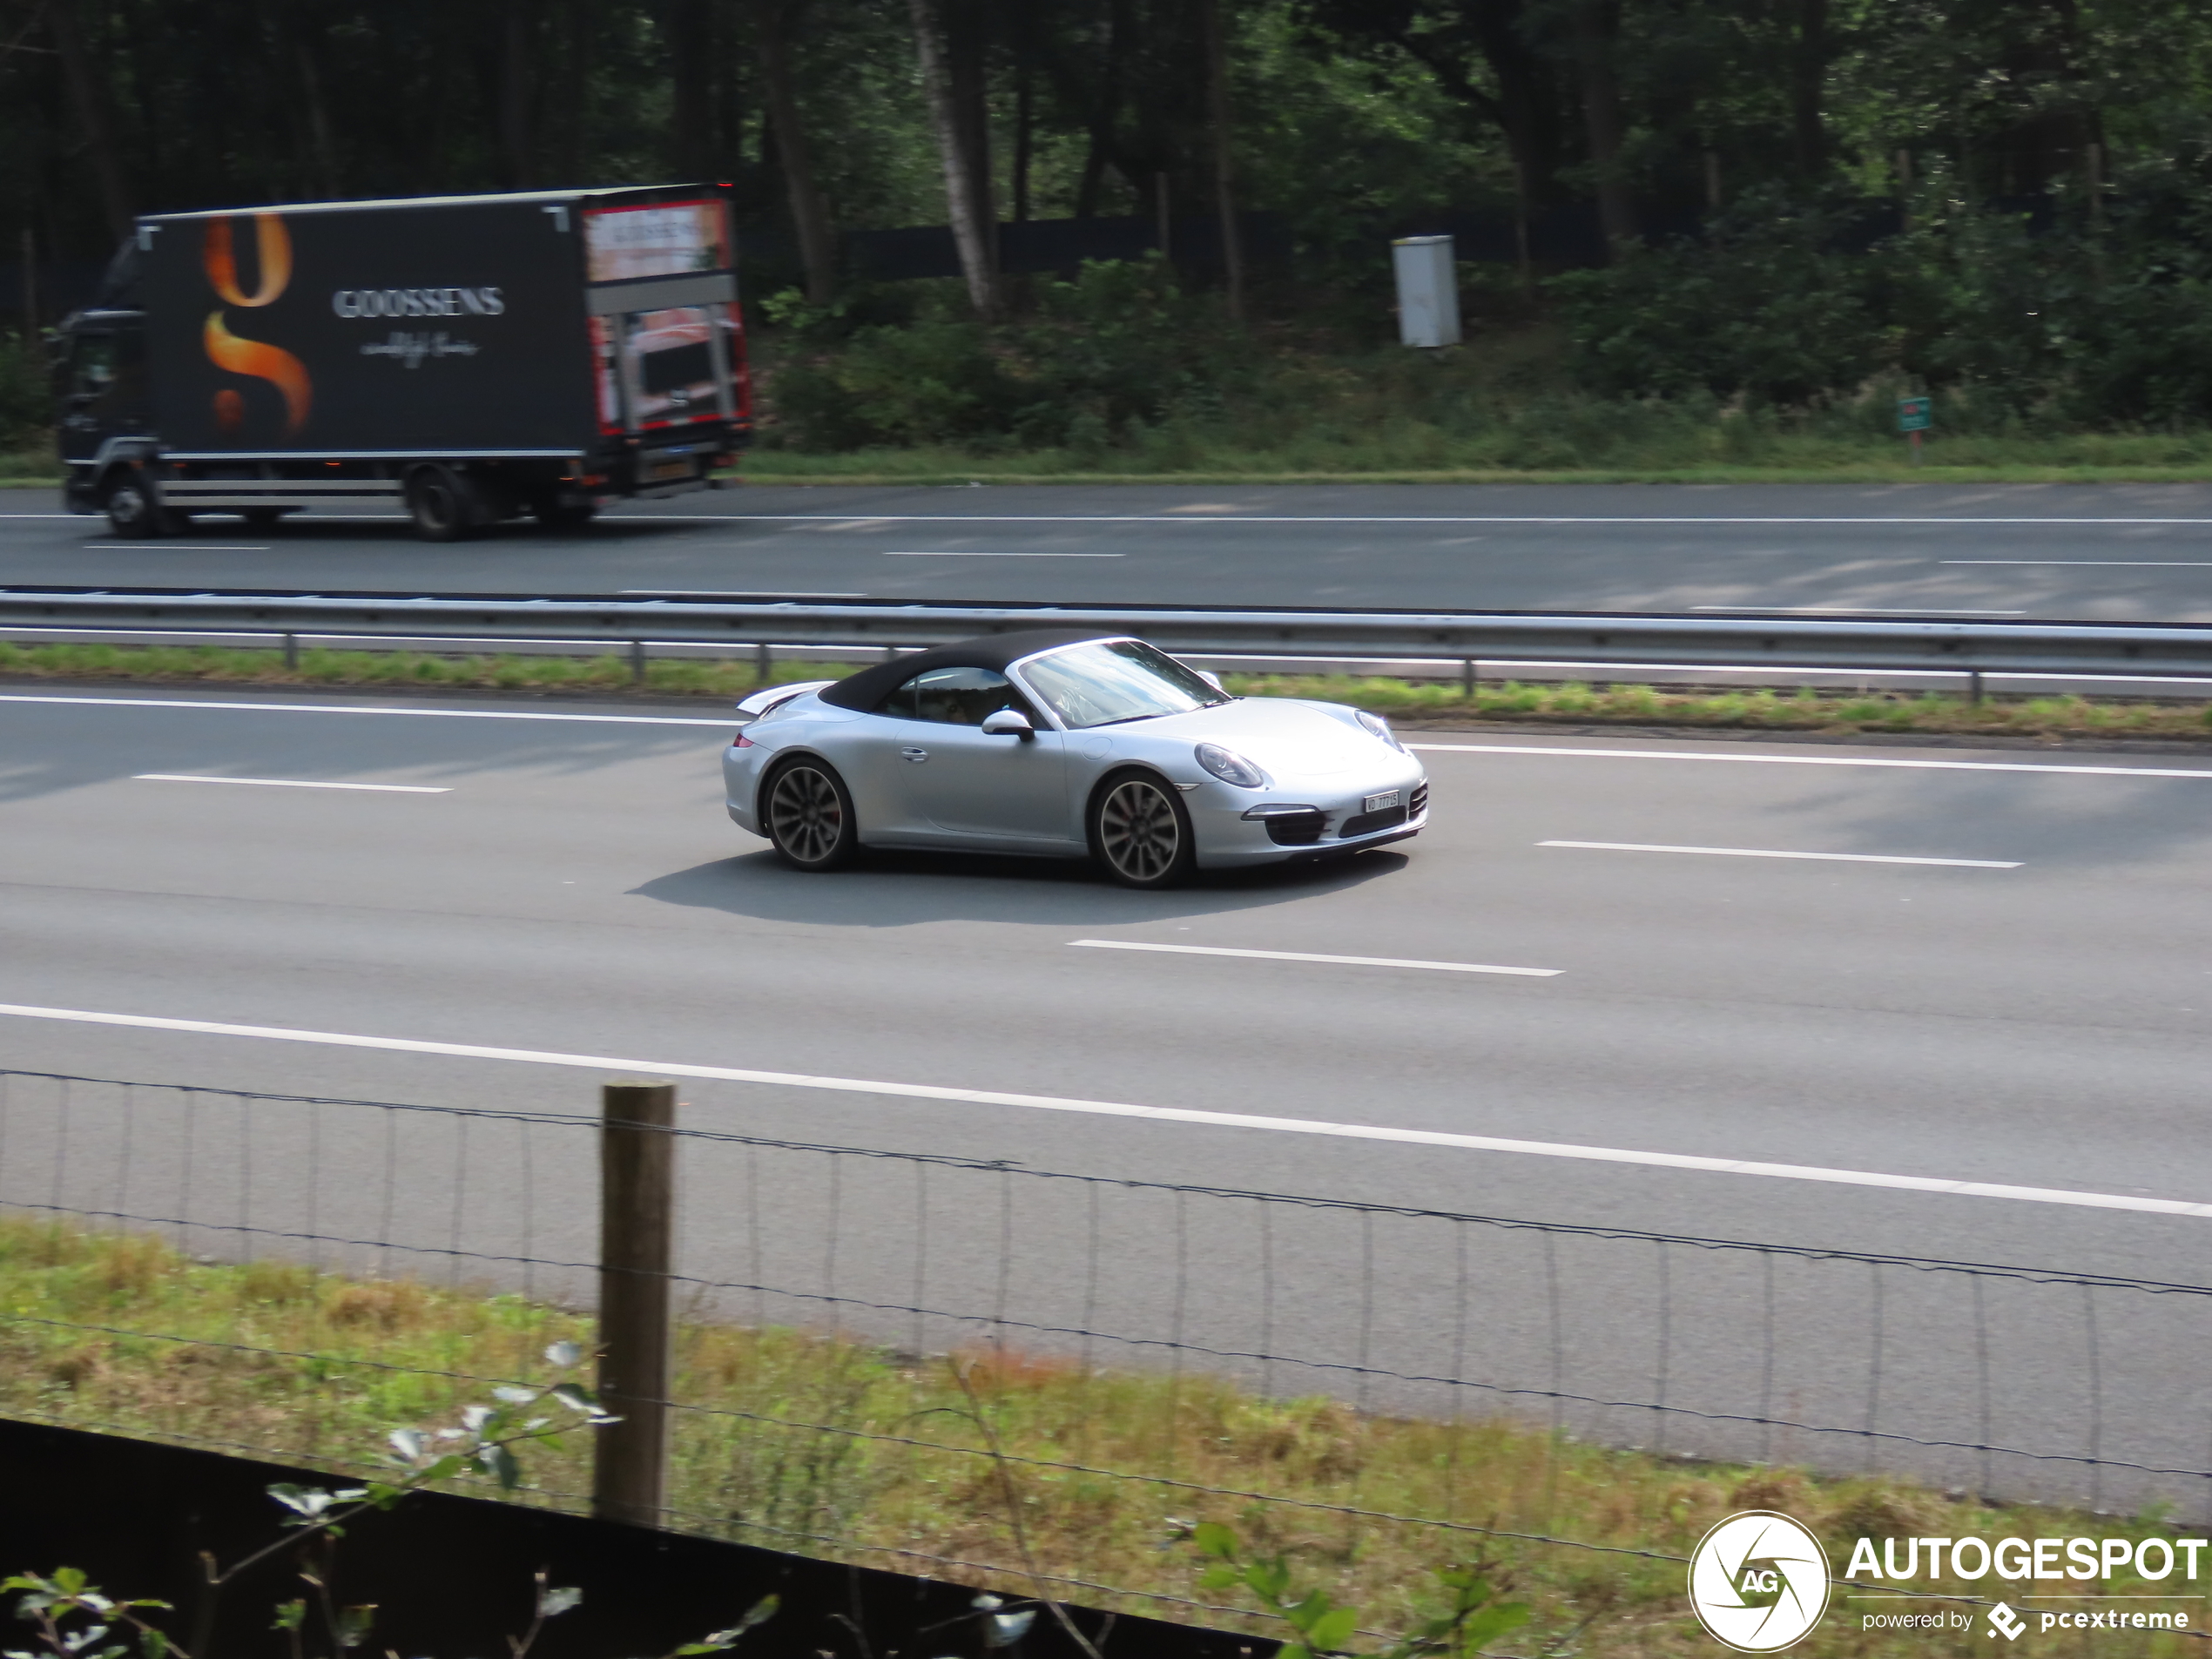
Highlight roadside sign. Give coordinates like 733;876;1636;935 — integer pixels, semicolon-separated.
1897;396;1932;433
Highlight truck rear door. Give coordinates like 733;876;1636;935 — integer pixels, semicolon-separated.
581;199;741;467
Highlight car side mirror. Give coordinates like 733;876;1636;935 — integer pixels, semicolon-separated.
1197;671;1225;692
981;708;1035;739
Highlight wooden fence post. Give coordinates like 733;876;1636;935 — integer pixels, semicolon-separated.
593;1079;676;1526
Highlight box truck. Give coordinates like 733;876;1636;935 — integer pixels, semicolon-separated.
56;185;749;540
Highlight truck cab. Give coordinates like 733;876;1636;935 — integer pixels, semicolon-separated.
57;309;172;532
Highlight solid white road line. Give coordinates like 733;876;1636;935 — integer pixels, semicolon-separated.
880;550;1124;557
627;513;2212;528
1691;604;2026;616
91;544;271;551
1943;559;2212;567
3;1001;2206;1217
1539;840;2020;868
1407;742;2212;780
133;773;451;793
619;589;867;597
1069;939;1560;976
10;693;2209;775
0;694;731;727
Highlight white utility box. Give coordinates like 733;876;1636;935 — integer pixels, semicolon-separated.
1392;234;1461;348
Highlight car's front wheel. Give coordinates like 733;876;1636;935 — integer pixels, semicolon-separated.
763;758;859;871
1090;772;1196;889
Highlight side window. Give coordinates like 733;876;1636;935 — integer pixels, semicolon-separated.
69;336;118;401
880;666;1026;725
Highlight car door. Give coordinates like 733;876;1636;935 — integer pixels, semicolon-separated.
896;668;1073;844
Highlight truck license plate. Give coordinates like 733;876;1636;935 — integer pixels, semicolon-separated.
1362;789;1401;813
650;459;695;481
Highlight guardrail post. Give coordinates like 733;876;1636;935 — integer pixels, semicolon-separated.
1968;669;1985;705
1461;658;1476;699
594;1079;675;1527
283;633;299;671
629;639;647;685
755;640;772;686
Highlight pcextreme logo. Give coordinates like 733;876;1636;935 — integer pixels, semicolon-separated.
1689;1511;1831;1652
201;213;312;437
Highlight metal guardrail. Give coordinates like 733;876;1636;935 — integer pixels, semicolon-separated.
5;586;2212;680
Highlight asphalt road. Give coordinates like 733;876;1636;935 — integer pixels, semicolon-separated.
10;481;2212;619
4;682;2210;1513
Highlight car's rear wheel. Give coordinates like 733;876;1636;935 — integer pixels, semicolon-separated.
1090;772;1196;889
764;758;859;871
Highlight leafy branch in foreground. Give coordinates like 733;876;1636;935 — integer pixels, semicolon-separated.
1181;1521;1531;1659
6;1340;777;1659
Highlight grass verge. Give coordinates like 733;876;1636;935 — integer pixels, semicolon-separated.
738;453;2212;487
5;1217;2196;1657
6;639;2212;743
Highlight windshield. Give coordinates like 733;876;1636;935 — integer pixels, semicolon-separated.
1018;639;1231;731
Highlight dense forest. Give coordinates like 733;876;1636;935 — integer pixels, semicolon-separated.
5;1;2212;471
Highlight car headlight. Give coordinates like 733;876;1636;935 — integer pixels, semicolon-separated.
1194;742;1265;788
1356;710;1404;752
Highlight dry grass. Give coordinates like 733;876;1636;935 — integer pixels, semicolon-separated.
3;1218;2200;1656
3;639;2209;745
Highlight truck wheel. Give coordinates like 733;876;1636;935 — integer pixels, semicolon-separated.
102;469;186;537
405;466;475;543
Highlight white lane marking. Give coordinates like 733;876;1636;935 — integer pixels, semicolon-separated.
1691;604;2026;615
0;694;731;727
619;589;867;597
881;550;1125;558
1407;742;2212;780
3;1001;2205;1217
1943;560;2212;567
623;513;2212;528
133;773;450;793
1539;840;2019;868
90;544;271;551
1069;939;1561;976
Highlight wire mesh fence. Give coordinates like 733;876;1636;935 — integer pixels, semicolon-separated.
3;1066;2209;1638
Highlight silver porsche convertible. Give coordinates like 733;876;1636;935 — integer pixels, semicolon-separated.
721;629;1427;888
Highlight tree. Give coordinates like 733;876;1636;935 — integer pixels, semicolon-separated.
908;0;996;316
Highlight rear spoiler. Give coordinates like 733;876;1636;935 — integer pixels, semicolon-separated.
732;679;835;725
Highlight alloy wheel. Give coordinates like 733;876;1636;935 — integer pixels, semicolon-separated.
768;765;846;865
1099;779;1180;883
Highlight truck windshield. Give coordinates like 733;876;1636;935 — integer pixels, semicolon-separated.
1017;639;1231;730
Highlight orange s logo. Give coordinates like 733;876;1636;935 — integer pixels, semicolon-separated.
201;215;312;435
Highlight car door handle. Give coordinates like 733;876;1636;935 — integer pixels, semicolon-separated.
900;746;928;763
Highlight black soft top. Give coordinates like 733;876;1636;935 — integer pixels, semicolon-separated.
817;629;1123;711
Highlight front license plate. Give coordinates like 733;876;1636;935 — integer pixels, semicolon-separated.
1362;789;1401;813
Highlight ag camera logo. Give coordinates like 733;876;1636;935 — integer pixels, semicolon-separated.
1689;1511;1831;1652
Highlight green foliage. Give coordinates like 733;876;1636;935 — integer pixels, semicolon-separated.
769;258;1249;452
1551;192;1881;406
1187;1521;1529;1657
0;333;52;454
